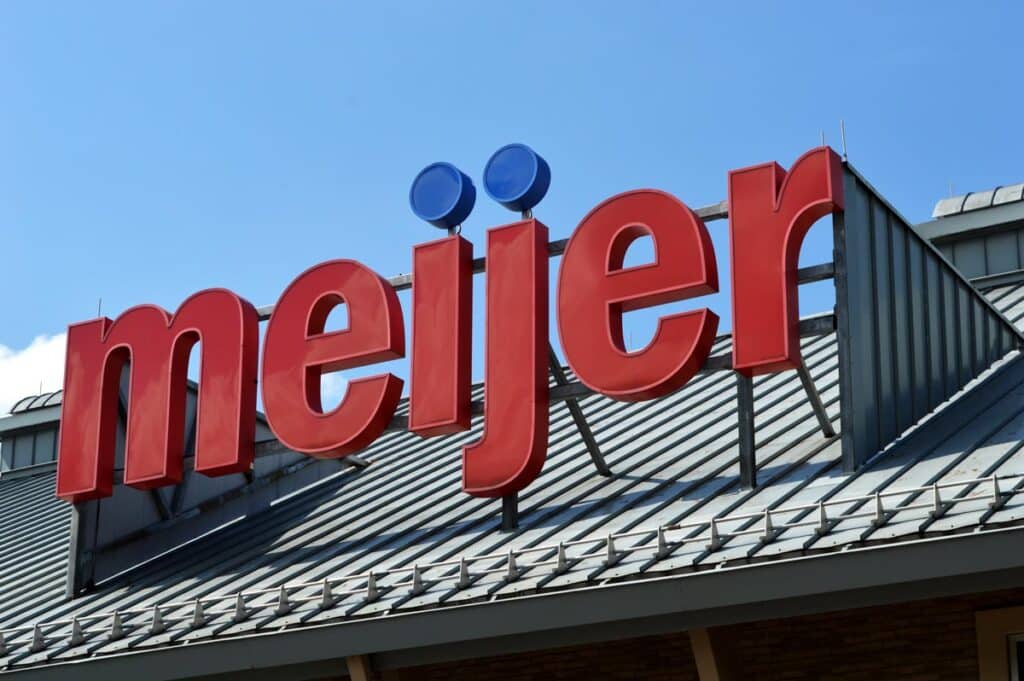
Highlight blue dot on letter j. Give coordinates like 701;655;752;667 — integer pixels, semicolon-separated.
409;162;476;230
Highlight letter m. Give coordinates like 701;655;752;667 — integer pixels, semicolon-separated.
56;289;259;502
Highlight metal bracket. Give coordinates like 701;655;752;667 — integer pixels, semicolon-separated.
736;373;756;490
149;490;172;521
796;358;836;438
66;501;99;598
170;412;199;515
501;494;519;532
547;345;612;477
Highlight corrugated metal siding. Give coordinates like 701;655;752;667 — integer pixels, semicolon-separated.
0;428;57;472
935;224;1024;280
0;284;1021;671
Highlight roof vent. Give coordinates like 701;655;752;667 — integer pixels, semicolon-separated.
0;391;63;474
932;183;1024;218
918;183;1024;288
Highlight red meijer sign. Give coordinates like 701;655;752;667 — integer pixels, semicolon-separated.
54;147;844;503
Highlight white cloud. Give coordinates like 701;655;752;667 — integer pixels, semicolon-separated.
0;333;67;414
319;372;349;410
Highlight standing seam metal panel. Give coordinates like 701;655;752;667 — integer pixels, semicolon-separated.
835;165;1024;471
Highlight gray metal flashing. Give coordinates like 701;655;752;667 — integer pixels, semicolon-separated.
0;463;57;481
974;269;1024;290
0;408;61;436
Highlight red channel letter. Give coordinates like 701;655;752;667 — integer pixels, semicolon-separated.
409;235;473;436
56;289;259;502
729;146;844;375
557;190;719;401
462;220;548;497
262;260;404;457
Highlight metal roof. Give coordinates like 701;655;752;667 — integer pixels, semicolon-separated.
0;283;1022;674
8;393;62;416
933;182;1024;218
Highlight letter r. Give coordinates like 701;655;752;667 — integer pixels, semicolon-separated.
728;146;844;375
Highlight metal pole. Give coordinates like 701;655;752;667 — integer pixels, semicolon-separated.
501;493;519;532
796;359;836;438
548;346;612;476
736;373;756;489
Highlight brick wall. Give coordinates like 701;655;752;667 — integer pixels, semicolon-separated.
715;590;1020;681
390;632;699;681
378;588;1024;681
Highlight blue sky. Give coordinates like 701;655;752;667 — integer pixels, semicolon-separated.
1;1;1023;410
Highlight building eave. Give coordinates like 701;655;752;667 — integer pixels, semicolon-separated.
7;524;1024;680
